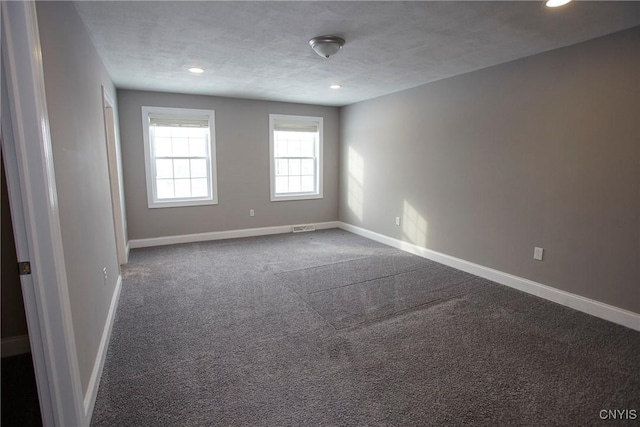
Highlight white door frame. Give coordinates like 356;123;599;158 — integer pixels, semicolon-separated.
102;87;128;265
2;2;85;426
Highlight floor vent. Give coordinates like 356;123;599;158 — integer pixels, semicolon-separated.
292;224;316;233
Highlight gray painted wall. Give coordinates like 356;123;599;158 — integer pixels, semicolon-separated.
118;90;339;240
37;2;121;393
339;27;640;314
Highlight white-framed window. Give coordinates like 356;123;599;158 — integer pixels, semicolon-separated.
269;114;323;202
141;106;218;208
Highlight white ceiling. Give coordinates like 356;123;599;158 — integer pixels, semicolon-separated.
74;1;640;107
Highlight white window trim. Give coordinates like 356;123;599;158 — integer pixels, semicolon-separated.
269;114;324;202
141;106;218;208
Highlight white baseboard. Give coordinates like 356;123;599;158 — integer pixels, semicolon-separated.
338;222;640;332
84;274;122;423
128;221;341;249
1;334;31;357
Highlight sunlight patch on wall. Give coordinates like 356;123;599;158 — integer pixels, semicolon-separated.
347;146;364;222
402;200;428;247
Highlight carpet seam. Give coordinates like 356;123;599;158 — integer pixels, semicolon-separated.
270;273;338;332
301;263;451;296
332;278;490;331
273;251;422;275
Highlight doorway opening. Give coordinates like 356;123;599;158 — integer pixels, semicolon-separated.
1;150;42;426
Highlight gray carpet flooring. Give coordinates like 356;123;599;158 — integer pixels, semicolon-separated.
91;229;640;426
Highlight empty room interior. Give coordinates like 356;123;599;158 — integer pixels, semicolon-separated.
2;1;640;426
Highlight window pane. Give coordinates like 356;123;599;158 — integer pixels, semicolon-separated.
191;178;208;197
172;138;189;157
173;127;189;138
187;128;206;138
189;138;207;157
155;137;172;157
191;159;207;178
156;159;173;178
301;159;314;175
289;176;301;193
174;159;190;178
276;159;288;176
156;179;174;199
275;139;288;157
154;126;172;138
278;131;294;140
288;159;301;176
301;176;314;192
275;176;288;194
174;179;191;198
300;139;315;157
288;140;301;157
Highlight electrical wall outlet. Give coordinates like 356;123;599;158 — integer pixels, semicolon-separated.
250;209;255;217
533;247;544;261
102;267;108;285
395;216;401;226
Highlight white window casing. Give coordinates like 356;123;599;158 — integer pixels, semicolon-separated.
141;106;218;208
269;114;323;202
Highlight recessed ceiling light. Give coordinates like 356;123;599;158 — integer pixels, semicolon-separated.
188;67;204;74
545;0;571;7
330;84;342;89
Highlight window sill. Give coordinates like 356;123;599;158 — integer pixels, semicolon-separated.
270;193;323;202
148;197;218;209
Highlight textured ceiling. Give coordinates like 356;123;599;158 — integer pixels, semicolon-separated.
73;1;640;107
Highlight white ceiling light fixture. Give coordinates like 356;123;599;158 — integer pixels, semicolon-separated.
188;67;204;74
309;35;345;59
545;0;571;7
330;84;342;89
